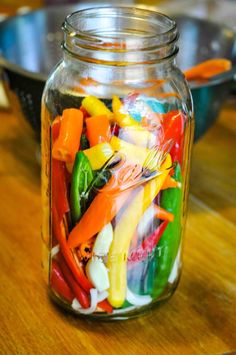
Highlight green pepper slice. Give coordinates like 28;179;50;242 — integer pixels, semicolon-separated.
70;151;94;225
93;170;112;189
152;163;182;298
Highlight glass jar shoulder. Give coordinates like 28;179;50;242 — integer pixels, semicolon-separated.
141;64;193;121
43;60;84;97
165;65;193;121
42;60;193;126
42;59;87;121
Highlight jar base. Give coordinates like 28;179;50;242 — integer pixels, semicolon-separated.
48;275;181;321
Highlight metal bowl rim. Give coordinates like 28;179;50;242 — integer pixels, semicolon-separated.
0;6;235;88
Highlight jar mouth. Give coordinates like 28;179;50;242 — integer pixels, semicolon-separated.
62;7;178;65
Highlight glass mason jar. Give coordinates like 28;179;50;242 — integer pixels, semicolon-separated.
41;7;194;320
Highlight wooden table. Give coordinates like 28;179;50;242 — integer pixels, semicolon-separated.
0;96;236;355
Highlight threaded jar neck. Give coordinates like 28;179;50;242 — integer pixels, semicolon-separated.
62;7;178;66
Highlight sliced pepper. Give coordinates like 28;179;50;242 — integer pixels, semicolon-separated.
50;259;74;303
97;299;113;313
99;162;142;194
70;151;94;225
52;108;83;163
162;111;184;143
68;158;154;249
110;136;160;169
82;96;113;119
86;114;111;147
169;136;184;165
162;110;185;164
58;252;90;309
112;95;139;127
161;175;180;190
83;142;114;170
52;159;70;222
155;205;174;222
128;220;169;264
67;187;131;248
107;154;172;308
152;163;182;298
93;170;112;189
52;206;93;293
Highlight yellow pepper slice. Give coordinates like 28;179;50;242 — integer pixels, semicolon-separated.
112;95;157;148
83;142;114;170
110;136;147;165
82;96;113;119
110;136;162;170
112;95;139;127
107;153;172;308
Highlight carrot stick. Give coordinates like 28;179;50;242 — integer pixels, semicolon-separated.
52;108;83;163
86;115;111;146
67;189;131;248
184;58;232;81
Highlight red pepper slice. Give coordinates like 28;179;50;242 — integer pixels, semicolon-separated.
50;259;74;303
51;118;70;220
51;115;93;301
162;111;185;143
169;137;184;165
79;105;89;119
58;253;90;309
51;125;92;293
52;206;93;293
52;159;70;221
128;220;169;264
162;111;185;164
97;299;113;313
142;220;168;251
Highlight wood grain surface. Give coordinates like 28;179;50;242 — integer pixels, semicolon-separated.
0;95;235;355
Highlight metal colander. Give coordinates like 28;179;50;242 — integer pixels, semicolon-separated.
0;2;122;136
3;68;45;136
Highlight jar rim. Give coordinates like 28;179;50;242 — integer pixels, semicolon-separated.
62;7;178;65
63;7;177;43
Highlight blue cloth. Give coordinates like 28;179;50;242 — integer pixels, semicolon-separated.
126;95;166;122
144;97;166;114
